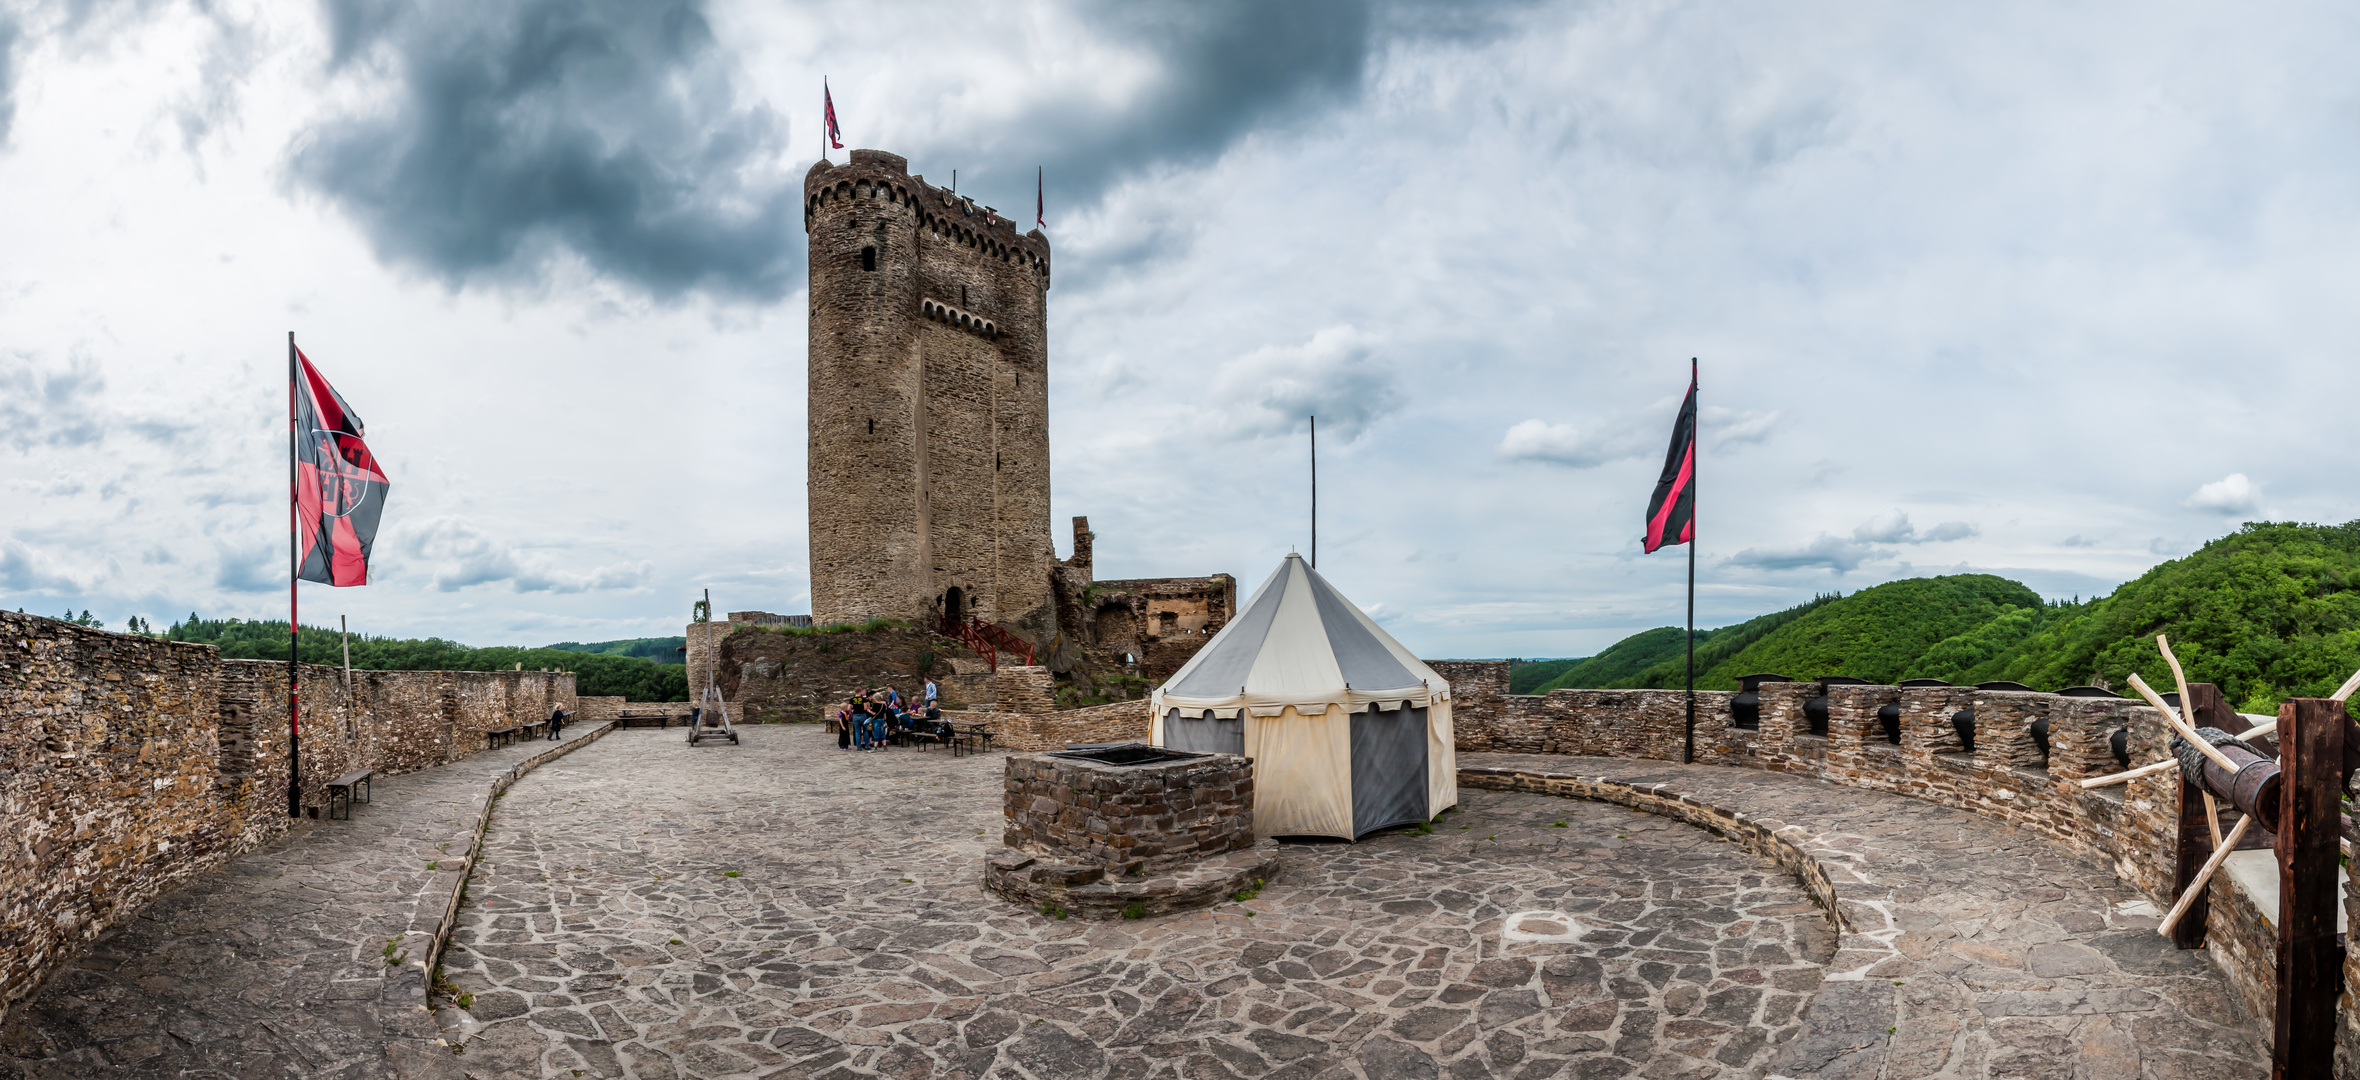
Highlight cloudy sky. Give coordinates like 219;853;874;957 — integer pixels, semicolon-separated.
4;0;2356;659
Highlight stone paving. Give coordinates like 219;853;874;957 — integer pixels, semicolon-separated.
0;725;605;1080
1467;754;2268;1080
435;727;1836;1079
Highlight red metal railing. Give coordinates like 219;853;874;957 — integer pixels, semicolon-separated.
939;615;1035;671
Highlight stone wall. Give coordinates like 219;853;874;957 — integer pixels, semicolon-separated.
805;148;1055;631
988;699;1153;752
0;611;574;1015
1076;570;1246;679
1000;751;1255;873
1434;659;2303;1043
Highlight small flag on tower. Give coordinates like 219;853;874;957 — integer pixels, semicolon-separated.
823;80;843;150
1642;364;1697;554
1037;166;1045;228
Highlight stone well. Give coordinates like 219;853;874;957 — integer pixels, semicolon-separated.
985;745;1280;918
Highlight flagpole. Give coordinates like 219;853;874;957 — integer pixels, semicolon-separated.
1683;357;1698;765
287;332;302;818
1309;415;1317;569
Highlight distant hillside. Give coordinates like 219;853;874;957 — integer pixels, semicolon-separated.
165;616;688;701
1507;658;1582;694
1969;522;2360;712
1532;593;1843;694
543;636;687;665
1533;523;2360;711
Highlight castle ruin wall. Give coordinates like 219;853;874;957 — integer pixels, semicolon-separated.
0;611;574;1016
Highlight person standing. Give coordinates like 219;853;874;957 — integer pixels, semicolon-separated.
546;706;566;741
924;677;938;710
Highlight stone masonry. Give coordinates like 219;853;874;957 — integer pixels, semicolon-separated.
805;148;1055;633
1434;660;2332;1060
0;610;575;1017
1000;751;1256;873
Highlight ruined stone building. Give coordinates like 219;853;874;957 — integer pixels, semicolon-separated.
793;148;1233;684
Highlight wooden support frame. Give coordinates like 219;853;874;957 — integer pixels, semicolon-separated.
2271;698;2343;1080
2169;683;2246;948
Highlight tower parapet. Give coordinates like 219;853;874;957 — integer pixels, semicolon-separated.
804;150;1056;633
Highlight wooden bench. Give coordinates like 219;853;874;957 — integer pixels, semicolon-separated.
486;726;522;749
951;723;994;758
327;768;372;820
615;712;677;729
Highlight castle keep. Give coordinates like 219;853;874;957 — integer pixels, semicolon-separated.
804;149;1055;631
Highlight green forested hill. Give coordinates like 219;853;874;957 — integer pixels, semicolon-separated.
1969;522;2360;712
542;637;687;664
1533;523;2360;712
164;617;689;701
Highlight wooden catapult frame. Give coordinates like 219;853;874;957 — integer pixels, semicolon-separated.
2078;636;2357;1079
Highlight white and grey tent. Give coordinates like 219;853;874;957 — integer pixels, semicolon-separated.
1150;554;1457;840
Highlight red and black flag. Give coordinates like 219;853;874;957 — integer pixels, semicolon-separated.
294;347;389;586
824;80;843;149
1642;365;1697;553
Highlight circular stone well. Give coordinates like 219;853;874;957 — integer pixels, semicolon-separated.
986;745;1280;918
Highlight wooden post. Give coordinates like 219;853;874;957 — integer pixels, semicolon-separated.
2169;684;2241;948
2271;697;2343;1080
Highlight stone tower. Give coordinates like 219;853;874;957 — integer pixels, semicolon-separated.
804;149;1056;632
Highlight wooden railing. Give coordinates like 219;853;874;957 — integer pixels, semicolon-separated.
939;616;1036;672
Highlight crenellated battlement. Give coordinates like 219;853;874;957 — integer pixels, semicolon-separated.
804;151;1049;283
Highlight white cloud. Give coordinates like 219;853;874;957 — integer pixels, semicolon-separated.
407;518;650;595
1496;416;1651;468
1211;325;1396;439
1726;535;1880;574
2184;473;2260;515
1851;512;1979;545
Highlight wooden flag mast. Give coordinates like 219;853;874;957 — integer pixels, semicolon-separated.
287;331;302;819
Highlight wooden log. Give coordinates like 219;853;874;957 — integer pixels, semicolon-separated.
2127;673;2241;771
2270;698;2344;1080
2169;683;2236;949
2076;714;2281;789
2159;815;2252;940
2171;776;2215;948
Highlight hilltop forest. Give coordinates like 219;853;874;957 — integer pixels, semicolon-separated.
1532;521;2360;715
162;617;689;701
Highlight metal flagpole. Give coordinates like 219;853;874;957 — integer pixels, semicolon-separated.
1684;357;1698;765
1309;416;1317;568
288;332;302;818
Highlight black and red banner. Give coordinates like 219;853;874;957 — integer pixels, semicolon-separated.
1643;373;1696;553
294;347;388;586
824;80;843;149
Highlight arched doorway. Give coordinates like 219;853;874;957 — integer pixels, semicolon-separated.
944;586;964;628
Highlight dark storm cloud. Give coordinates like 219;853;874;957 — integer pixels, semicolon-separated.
290;0;801;298
288;0;1534;298
949;0;1539;229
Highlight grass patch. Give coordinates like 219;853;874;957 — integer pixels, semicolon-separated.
1039;901;1070;920
1121;902;1147;920
1232;878;1265;903
723;871;740;878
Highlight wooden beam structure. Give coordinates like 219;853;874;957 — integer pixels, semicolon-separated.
2169;683;2244;948
2271;697;2343;1080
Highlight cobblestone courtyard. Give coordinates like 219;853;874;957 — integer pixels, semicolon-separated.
439;728;1836;1079
0;726;2273;1080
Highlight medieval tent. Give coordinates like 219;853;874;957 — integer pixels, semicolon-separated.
1149;554;1456;840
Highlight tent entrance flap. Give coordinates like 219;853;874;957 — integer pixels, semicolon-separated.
1165;709;1245;757
1351;706;1431;837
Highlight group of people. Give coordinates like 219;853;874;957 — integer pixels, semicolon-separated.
836;677;951;751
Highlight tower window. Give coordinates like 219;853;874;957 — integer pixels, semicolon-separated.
862;246;877;271
961;285;968;305
868;418;875;435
